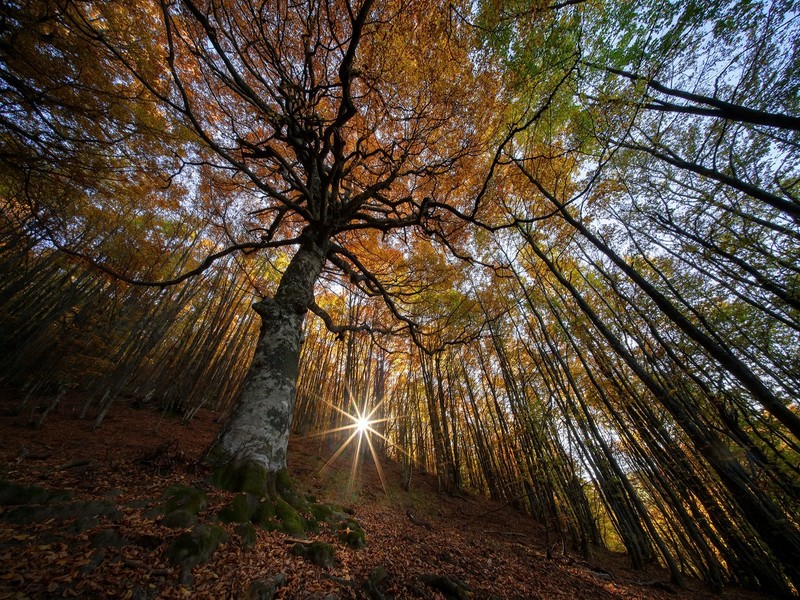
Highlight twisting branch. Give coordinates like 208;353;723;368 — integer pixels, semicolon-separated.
328;0;375;130
308;300;395;338
326;243;488;354
34;202;304;287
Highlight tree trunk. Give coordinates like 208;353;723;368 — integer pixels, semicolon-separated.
207;236;328;496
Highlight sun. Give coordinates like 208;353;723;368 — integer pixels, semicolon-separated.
356;416;371;434
315;391;395;493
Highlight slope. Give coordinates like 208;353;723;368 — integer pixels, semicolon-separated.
0;388;771;599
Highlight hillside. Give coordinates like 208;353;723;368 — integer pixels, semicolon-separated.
0;389;771;600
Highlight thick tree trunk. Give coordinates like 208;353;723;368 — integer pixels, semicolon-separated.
207;236;328;495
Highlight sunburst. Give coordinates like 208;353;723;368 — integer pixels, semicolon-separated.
316;392;392;493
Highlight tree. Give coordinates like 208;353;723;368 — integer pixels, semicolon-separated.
462;0;800;592
15;0;501;494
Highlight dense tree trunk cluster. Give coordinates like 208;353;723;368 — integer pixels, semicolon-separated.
0;216;262;424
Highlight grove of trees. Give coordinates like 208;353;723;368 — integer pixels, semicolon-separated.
1;0;799;596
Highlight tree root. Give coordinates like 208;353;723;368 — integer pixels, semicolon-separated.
406;509;433;530
420;573;473;600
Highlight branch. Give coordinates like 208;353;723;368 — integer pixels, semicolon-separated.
308;300;393;338
38;212;303;287
78;0;313;221
325;0;376;135
617;138;800;220
327;244;489;354
549;0;587;9
327;244;439;350
468;54;580;219
585;61;800;133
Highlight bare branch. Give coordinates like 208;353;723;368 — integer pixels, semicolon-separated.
308;300;394;338
584;61;800;133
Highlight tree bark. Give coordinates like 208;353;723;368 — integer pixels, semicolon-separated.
207;235;328;494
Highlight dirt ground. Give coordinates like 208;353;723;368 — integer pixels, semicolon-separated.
0;387;774;599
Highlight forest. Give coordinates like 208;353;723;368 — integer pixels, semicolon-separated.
1;0;799;597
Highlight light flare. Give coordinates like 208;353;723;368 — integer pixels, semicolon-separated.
314;387;401;494
356;416;370;434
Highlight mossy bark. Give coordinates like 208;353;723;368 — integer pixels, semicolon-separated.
163;485;208;515
217;493;260;523
275;497;305;535
206;239;328;496
167;523;228;578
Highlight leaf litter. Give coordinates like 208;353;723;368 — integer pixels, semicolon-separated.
0;388;771;599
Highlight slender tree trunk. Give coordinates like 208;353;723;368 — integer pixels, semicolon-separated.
516;164;800;443
207;236;328;495
523;230;800;595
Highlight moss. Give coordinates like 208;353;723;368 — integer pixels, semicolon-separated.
210;465;236;491
258;520;280;532
90;528;131;549
275;469;306;508
167;524;228;568
274;497;305;535
303;514;320;533
339;526;366;549
331;511;352;524
291;541;335;568
0;480;70;505
273;497;294;521
308;503;335;523
365;565;390;599
252;500;276;527
1;500;120;525
163;485;208;516
239;463;270;496
163;509;197;529
206;446;269;496
420;574;473;600
275;469;293;495
218;493;259;524
211;460;269;496
245;573;286;599
235;522;257;548
72;516;101;532
337;518;366;549
143;505;166;520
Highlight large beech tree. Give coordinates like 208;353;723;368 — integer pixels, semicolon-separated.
21;0;500;491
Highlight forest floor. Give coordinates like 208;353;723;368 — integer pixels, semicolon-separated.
0;387;774;600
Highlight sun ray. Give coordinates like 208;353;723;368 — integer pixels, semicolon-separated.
318;427;361;472
312;390;397;492
362;421;388;493
311;387;427;497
